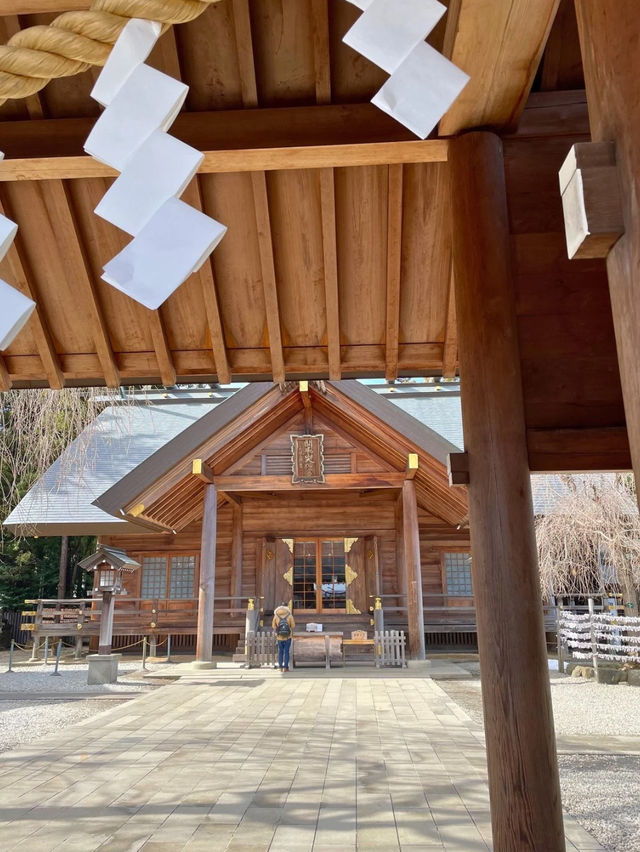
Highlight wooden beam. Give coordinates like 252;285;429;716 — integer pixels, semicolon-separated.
447;452;469;486
192;458;215;484
574;1;640;493
182;179;231;384
402;479;425;660
558;142;624;259
450;131;564;850
442;268;457;378
232;0;259;109
527;427;631;472
147;309;176;388
0;196;64;389
196;483;217;665
311;0;331;106
44;181;120;388
0;141;449;182
406;453;419;480
213;473;406;491
385;164;404;381
440;0;561;134
318;168;341;380
251;171;285;384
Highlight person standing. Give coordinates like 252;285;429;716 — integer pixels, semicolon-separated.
272;603;295;671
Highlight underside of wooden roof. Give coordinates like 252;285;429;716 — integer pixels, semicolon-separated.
0;1;630;471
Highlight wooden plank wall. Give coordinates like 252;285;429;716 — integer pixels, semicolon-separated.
102;497;471;609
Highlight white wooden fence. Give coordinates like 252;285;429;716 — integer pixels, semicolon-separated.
246;629;407;669
375;630;406;668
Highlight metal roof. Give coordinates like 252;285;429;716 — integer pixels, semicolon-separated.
3;382;466;535
3;400;221;535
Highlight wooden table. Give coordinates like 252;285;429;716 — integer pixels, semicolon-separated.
342;637;376;666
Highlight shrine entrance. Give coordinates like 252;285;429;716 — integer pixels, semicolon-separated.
292;539;347;613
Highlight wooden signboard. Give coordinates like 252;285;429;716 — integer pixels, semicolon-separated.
291;434;325;484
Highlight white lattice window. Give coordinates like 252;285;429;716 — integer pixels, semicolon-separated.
444;552;472;596
141;557;167;598
170;555;195;599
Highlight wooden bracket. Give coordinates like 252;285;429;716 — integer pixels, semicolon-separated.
447;452;469;486
192;458;215;484
406;453;419;479
559;141;624;259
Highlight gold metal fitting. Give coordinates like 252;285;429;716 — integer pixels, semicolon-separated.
76;623;83;630
375;597;382;610
150;622;156;629
247;598;255;611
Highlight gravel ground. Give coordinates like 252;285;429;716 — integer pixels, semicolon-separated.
0;653;175;754
437;661;640;852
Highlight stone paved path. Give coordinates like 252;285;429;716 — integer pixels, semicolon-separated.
0;676;604;851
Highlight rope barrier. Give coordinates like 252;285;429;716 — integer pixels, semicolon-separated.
0;0;222;106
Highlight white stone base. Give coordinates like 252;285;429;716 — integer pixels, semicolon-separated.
87;653;122;685
190;660;218;670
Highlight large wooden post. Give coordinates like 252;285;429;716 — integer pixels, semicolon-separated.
450;132;565;851
196;483;217;664
402;479;425;660
574;1;640;498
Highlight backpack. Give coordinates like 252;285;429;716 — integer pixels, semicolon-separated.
276;614;291;638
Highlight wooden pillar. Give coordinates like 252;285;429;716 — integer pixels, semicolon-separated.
402;479;425;660
230;502;243;605
196;483;218;663
450;131;564;851
575;1;640;499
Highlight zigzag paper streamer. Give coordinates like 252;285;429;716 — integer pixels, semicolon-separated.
83;18;227;311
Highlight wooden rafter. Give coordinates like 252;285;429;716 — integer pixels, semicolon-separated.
311;0;331;106
44;180;120;388
440;0;561;134
251;171;285;384
385;164;403;381
0;195;64;389
147;309;177;388
182;179;231;385
442;267;457;378
318;168;341;380
232;0;259;109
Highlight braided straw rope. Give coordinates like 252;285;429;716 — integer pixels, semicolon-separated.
0;0;222;106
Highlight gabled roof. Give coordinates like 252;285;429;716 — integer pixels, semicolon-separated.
4;381;468;535
93;381;467;531
79;546;141;574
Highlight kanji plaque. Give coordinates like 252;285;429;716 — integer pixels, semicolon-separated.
291;434;325;484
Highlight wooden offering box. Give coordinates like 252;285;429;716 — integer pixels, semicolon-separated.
292;632;343;669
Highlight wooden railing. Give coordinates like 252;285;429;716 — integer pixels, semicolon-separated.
21;595;253;641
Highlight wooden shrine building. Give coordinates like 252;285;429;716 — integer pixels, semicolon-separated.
7;381;471;660
2;0;640;848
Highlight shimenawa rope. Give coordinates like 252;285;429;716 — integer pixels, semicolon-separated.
0;0;221;106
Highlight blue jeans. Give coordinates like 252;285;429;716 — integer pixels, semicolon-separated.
277;638;291;669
